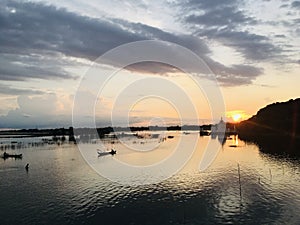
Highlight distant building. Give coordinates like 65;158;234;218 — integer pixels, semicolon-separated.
211;118;237;135
211;118;226;134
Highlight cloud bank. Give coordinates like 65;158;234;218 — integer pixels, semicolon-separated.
0;0;267;86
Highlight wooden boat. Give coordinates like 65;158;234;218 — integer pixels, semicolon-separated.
229;145;238;148
1;152;23;159
97;149;116;156
200;130;210;136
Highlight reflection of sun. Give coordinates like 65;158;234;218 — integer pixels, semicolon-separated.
232;114;242;122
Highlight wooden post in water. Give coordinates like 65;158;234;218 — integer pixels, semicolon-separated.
238;163;242;202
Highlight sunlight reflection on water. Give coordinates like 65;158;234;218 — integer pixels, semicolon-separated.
0;132;299;225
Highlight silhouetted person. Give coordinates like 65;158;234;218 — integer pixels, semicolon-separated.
25;163;29;171
110;149;116;155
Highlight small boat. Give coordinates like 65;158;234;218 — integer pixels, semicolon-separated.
97;149;116;156
1;152;23;159
200;128;210;136
229;145;238;148
200;130;210;136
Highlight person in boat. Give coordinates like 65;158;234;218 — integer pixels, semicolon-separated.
110;149;116;155
25;163;29;170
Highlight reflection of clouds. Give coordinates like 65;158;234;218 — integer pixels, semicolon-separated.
210;140;300;224
81;133;198;185
2;136;299;224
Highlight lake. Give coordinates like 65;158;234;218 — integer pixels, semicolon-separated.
0;132;299;225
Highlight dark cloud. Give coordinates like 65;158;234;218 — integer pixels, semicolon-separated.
280;4;289;8
0;0;141;81
0;53;75;81
184;6;256;28
111;19;211;55
291;1;300;9
125;62;180;75
202;29;280;61
177;0;282;61
0;0;210;81
274;34;286;38
0;0;264;86
203;57;263;86
177;0;237;11
294;18;300;25
0;84;45;95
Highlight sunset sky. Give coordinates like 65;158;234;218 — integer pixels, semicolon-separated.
0;0;299;128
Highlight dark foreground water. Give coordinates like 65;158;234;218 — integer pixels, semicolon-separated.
0;132;299;225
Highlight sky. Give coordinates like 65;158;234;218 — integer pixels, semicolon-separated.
0;0;299;128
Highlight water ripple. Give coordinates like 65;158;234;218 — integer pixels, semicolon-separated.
0;138;299;225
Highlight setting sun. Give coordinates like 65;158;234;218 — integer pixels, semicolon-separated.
226;110;248;123
232;113;242;122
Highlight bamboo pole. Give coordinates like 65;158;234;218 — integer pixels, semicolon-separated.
238;163;242;202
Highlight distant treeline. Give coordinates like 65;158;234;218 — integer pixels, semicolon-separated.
0;125;210;138
0;127;112;138
237;98;300;156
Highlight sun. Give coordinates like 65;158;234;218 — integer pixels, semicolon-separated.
232;113;242;122
226;110;248;123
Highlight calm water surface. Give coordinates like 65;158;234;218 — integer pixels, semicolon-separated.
0;132;299;225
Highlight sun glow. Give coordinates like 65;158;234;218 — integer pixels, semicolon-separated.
232;113;242;122
226;110;248;123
